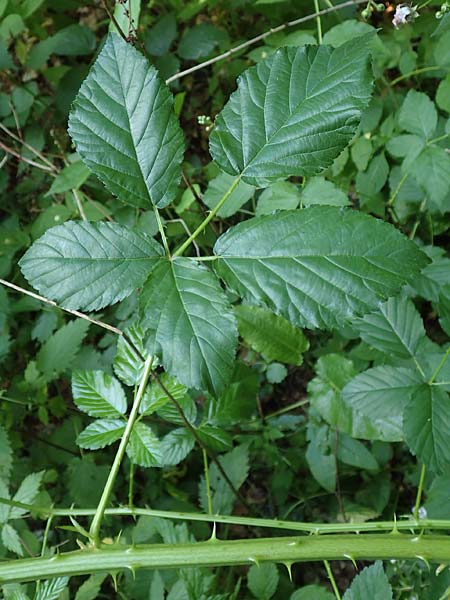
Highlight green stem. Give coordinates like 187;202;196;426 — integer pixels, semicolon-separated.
173;176;241;258
2;534;450;584
89;356;153;546
429;346;450;384
324;560;342;600
387;171;408;207
390;66;446;86
3;497;450;534
203;449;214;515
314;0;323;43
413;464;427;521
153;206;170;256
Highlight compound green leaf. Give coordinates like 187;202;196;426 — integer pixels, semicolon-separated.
140;258;237;396
20;221;163;311
342;366;423;442
126;422;162;468
209;37;373;186
214;207;428;329
72;370;127;418
353;295;425;359
235;304;309;365
404;385;450;474
76;419;125;450
68;33;184;209
343;562;392;600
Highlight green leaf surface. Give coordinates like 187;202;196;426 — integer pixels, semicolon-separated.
235;304;308;365
140;258;237;396
20;221;163;311
256;181;301;215
0;425;12;481
398;90;437;140
247;563;279;600
353;295;425;359
210;37;373;186
342;366;423;442
308;354;379;440
404;385;450;474
140;373;187;416
68;33;184;209
300;176;349;206
1;523;22;556
214;207;428;329
35;577;69;600
203;171;255;218
76;419;125;450
113;322;147;386
291;586;334;600
126;422;162;468
305;423;336;492
46;161;90;195
337;434;378;470
160;428;195;466
72;370;127;417
10;472;44;519
412;146;450;211
36;319;90;379
343;561;393;600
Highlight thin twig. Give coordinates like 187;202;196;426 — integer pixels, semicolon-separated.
152;371;253;512
0;279;123;337
73;189;88;221
165;0;367;84
100;0;129;43
0;141;55;173
0;123;57;171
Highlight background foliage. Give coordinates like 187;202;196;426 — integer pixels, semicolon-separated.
1;0;450;598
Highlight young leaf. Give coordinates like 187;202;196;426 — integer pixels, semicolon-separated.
139;373;187;416
404;385;450;474
76;419;125;450
36;319;90;379
343;561;393;600
342;366;423;442
74;574;107;600
113;322;147;386
300;176;349;207
126;422;162;468
20;221;163;311
291;586;334;600
1;523;22;556
35;577;70;600
353;295;426;359
247;563;279;600
214;207;428;330
337;434;378;471
209;37;373;186
9;471;44;519
160;428;195;466
68;33;184;209
140;258;237;396
72;370;127;418
235;305;309;365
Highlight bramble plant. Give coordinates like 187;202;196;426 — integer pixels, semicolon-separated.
1;0;450;598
